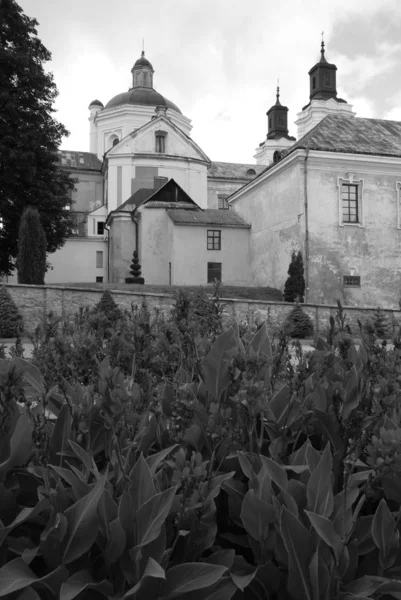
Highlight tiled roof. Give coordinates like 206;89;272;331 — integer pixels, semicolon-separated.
167;208;250;228
286;116;401;158
208;161;265;180
59;151;103;171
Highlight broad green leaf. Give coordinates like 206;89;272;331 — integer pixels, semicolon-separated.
0;413;32;480
202;326;238;400
129;453;156;512
314;410;345;459
247;323;272;359
161;562;228;600
333;487;360;539
342;365;361;419
62;472;106;564
309;550;319;600
68;441;96;475
135;486;177;548
123;558;166;599
104;517;126;563
0;559;67;597
0;499;48;546
118;490;135;547
343;575;389;596
49;404;72;467
305;443;321;474
146;445;178;476
50;465;90;500
161;382;174;416
305;511;343;563
306;444;334;518
13;358;45;394
280;506;313;600
269;384;291;424
240;490;274;542
372;498;400;570
98;489;118;539
60;569;112;600
260;456;288;491
237;452;258;488
205;550;235;568
17;589;41;600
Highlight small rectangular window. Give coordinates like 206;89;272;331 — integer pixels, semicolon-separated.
218;195;229;210
208;262;222;283
207;230;221;250
343;276;361;287
324;72;331;87
342;184;359;223
312;76;316;90
96;251;103;268
278;115;284;126
96;276;103;283
97;221;105;235
155;134;166;153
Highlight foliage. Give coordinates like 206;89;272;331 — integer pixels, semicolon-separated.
93;289;123;325
17;206;47;285
126;250;145;284
0;0;74;276
283;250;306;303
2;299;401;598
365;307;393;339
285;303;314;339
0;286;23;337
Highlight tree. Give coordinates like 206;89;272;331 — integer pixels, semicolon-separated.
0;286;23;337
0;0;74;277
125;250;145;284
17;206;47;284
284;303;314;339
283;251;306;303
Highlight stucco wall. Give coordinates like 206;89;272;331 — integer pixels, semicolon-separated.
207;179;248;209
46;239;108;284
140;208;170;285
171;225;250;286
70;171;103;212
306;154;401;308
109;215;136;283
232;156;305;290
4;283;400;337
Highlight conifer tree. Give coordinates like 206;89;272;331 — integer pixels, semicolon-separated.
284;303;314;339
0;286;23;337
17;207;47;285
0;0;74;276
283;251;306;302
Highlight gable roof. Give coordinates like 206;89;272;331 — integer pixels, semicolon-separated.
59;151;103;171
120;188;156;210
208;161;265;180
286;115;401;158
167;208;250;228
142;178;200;207
107;115;211;163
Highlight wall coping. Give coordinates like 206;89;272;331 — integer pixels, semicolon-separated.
3;283;400;314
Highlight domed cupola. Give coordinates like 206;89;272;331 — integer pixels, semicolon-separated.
131;50;154;88
266;85;294;141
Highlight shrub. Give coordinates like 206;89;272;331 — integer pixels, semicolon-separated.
367;306;393;339
283;250;305;302
93;289;122;323
17;206;47;285
285;303;314;338
125;249;145;284
0;286;23;337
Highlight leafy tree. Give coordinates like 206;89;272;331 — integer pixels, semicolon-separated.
0;286;23;337
283;250;305;302
0;0;74;277
17;206;46;284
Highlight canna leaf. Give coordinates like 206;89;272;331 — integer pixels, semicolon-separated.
202;326;238;401
60;569;112;600
160;562;228;600
305;511;343;563
306;443;333;518
240;490;274;542
135;486;177;548
0;413;32;481
372;498;400;570
48;404;72;467
129;453;155;512
280;506;313;600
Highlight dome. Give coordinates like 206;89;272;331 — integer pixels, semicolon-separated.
133;53;154;71
105;87;182;114
89;99;103;108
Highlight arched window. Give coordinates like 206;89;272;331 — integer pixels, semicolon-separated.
108;134;119;149
273;150;282;163
246;168;256;176
113;138;119;147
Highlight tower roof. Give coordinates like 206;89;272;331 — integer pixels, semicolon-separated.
132;50;154;72
266;86;295;141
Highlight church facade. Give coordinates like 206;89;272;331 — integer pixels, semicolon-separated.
12;42;401;308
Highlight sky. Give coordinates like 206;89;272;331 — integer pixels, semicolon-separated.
19;0;401;164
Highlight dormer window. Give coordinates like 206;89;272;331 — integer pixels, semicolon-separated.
155;130;167;153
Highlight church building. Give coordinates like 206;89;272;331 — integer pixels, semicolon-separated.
17;41;401;308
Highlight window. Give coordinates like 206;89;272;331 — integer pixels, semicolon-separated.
155;134;166;153
96;251;103;268
112;138;119;147
97;221;105;235
312;76;316;90
269;118;272;129
343;276;361;287
278;115;284;126
208;262;222;283
96;276;103;283
324;71;331;87
246;168;256;176
342;184;359;223
218;195;229;210
207;230;221;250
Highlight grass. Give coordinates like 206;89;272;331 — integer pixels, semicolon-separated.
50;282;284;302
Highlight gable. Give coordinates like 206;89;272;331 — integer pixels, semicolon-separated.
107;116;210;163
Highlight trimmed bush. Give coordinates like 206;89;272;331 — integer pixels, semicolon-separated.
125;250;144;284
283;250;305;302
0;286;23;337
17;206;47;285
285;303;314;338
93;289;123;323
369;306;393;339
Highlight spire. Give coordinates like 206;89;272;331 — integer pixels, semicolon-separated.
276;79;281;105
307;36;337;102
266;84;294;141
320;31;327;63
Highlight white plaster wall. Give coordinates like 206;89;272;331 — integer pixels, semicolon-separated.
306;154;401;308
207;179;249;209
70;171;104;212
139;208;170;285
254;137;295;166
45;239;108;284
171;225;250;286
295;99;356;139
232;157;304;290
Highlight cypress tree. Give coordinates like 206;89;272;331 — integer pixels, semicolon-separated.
17;206;47;285
283;250;306;303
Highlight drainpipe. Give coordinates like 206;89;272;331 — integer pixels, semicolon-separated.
104;223;110;283
304;149;310;303
131;207;139;253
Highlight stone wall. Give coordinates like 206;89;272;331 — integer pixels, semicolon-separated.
3;283;401;337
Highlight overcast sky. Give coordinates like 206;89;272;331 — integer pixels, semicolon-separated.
19;0;401;164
